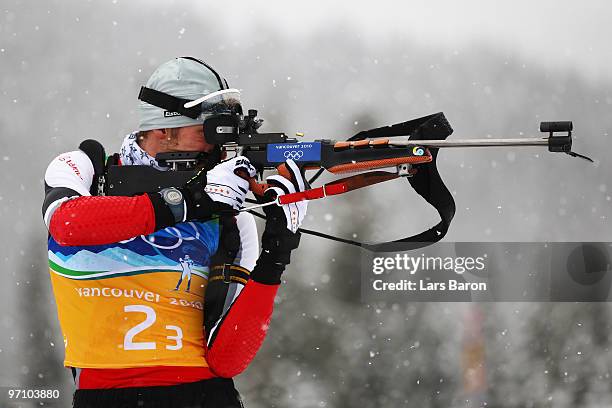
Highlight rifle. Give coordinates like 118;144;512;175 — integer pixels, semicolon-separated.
101;111;592;251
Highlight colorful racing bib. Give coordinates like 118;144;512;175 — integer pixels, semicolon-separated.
48;220;219;368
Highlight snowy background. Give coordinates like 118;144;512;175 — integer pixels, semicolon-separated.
1;0;612;406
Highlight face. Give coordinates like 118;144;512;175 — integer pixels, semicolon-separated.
165;125;214;153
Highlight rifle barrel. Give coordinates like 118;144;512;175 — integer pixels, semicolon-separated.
388;137;550;148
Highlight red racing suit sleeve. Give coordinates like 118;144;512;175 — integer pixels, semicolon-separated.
205;280;280;378
43;150;174;246
203;212;281;378
48;194;169;246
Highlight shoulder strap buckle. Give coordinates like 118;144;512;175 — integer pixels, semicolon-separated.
222;263;232;284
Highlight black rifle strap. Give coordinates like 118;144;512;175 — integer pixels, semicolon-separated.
348;112;448;141
370;113;456;250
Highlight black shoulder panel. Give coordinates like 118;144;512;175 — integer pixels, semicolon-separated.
42;184;80;218
78;139;106;195
79;139;106;175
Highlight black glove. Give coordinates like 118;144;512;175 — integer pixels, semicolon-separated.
147;166;229;229
250;159;308;285
148;157;256;228
181;166;226;220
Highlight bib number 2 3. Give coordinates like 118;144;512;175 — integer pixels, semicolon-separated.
123;305;183;351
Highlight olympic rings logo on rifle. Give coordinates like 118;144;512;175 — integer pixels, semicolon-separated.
283;150;304;160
